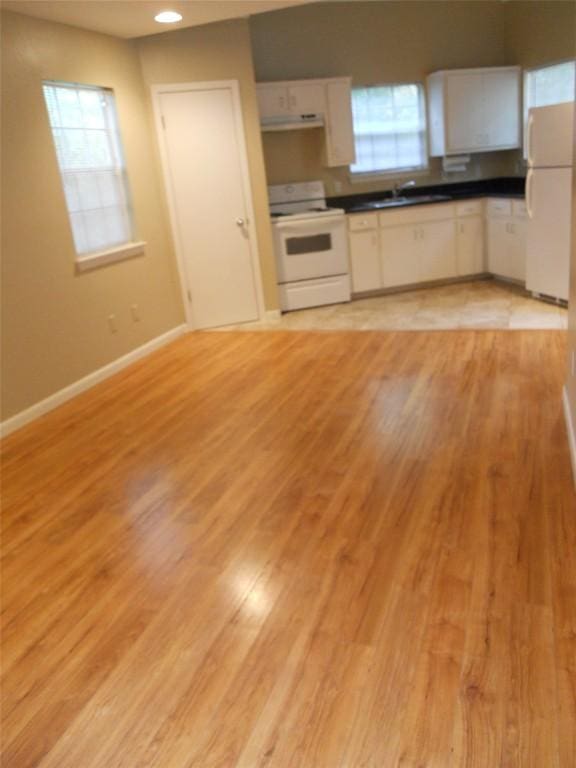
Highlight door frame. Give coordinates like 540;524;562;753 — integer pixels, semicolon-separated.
151;80;265;329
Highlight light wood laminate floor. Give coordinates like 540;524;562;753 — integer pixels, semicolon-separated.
2;330;575;767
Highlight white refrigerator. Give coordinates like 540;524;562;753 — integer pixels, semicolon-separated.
525;101;574;302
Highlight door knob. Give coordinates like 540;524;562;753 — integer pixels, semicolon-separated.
236;217;245;226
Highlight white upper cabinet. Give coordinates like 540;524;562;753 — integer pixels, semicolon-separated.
324;78;356;167
256;77;355;167
427;66;521;156
287;82;326;115
256;84;290;120
256;82;326;119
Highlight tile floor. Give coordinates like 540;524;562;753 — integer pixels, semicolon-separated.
218;278;568;332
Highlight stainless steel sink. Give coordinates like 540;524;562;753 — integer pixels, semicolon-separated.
362;194;451;210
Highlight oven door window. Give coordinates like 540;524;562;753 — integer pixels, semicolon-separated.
285;233;332;255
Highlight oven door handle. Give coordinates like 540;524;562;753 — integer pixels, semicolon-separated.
273;215;344;232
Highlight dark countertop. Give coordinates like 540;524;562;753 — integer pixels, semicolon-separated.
328;177;525;214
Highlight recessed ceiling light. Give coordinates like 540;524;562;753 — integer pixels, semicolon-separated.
154;10;183;24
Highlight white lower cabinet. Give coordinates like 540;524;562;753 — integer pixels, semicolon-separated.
349;229;381;292
510;219;526;282
379;219;456;288
487;219;526;281
348;213;381;292
419;220;457;281
456;216;485;275
379;225;421;287
486;199;526;282
347;196;522;294
379;204;457;288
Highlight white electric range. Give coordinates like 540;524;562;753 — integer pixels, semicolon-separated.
269;181;351;311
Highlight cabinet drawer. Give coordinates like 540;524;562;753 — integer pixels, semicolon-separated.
486;198;512;217
348;213;378;231
456;199;483;217
378;202;455;228
512;199;528;219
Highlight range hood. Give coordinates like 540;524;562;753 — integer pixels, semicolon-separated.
261;114;325;132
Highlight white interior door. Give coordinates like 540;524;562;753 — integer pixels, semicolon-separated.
156;83;261;329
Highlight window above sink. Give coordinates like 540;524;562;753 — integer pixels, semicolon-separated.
349;83;429;179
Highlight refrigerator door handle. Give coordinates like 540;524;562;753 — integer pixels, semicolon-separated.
526;113;535;167
526;168;534;220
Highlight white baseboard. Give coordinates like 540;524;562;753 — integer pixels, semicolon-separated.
1;324;188;438
563;386;576;489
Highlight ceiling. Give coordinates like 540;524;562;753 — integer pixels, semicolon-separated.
0;0;317;38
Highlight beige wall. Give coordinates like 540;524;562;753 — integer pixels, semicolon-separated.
504;0;576;69
1;10;280;422
250;0;520;196
565;33;576;454
568;105;576;440
1;10;185;420
136;20;279;312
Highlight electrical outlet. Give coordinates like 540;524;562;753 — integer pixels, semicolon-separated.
130;304;140;322
108;314;118;333
333;180;343;194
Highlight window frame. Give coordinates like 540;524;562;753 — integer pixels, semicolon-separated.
522;59;576;158
43;80;145;271
348;81;429;182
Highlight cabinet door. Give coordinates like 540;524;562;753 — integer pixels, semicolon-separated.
456;216;485;276
288;83;325;116
325;79;356;167
349;229;381;292
420;220;457;281
445;72;486;152
509;219;526;282
483;70;520;149
256;84;289;119
379;225;420;287
487;217;511;277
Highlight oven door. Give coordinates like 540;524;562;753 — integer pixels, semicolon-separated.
273;214;348;283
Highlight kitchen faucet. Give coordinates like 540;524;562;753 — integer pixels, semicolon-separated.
392;180;416;199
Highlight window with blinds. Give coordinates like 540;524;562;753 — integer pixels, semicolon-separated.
350;84;428;177
43;82;135;256
523;61;575;156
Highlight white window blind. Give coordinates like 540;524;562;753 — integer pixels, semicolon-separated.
43;82;134;256
523;61;575;157
350;84;428;176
